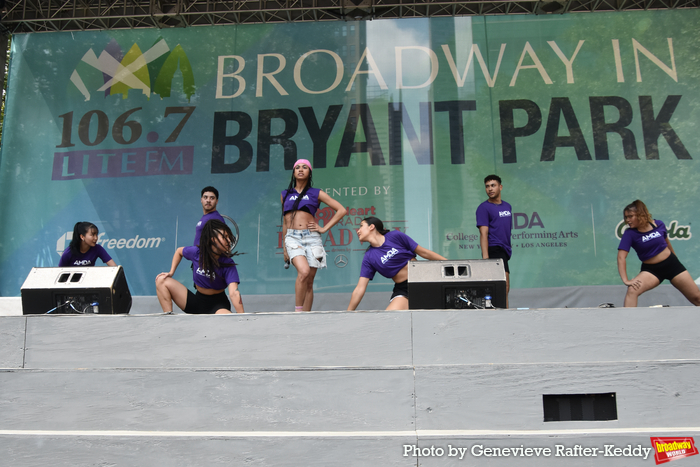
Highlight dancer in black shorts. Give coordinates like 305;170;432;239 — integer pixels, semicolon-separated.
156;220;244;314
617;200;700;307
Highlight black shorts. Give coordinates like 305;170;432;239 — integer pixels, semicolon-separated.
184;290;231;314
488;246;510;273
641;253;687;283
390;280;409;302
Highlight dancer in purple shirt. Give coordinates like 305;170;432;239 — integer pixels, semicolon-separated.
617;200;700;307
281;159;346;312
195;186;225;247
347;217;446;311
156;219;244;314
476;174;512;308
59;222;116;267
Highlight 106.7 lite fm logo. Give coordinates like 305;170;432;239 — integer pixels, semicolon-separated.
70;38;194;101
53;38;197;181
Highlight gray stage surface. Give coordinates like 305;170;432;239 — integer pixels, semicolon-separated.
1;302;699;466
1;283;696;316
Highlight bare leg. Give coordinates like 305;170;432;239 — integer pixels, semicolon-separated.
623;271;660;307
302;267;317;311
215;308;233;314
386;296;409;311
292;256;313;311
155;275;189;312
670;271;700;306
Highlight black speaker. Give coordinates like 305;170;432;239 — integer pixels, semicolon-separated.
21;266;132;314
408;259;507;309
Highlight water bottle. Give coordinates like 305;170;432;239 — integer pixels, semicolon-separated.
484;295;493;309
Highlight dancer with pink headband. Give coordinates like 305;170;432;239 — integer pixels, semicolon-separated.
281;159;346;311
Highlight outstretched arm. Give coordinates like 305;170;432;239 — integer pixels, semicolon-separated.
228;282;245;313
281;194;289;263
313;191;348;234
414;245;446;261
347;277;370;311
106;259;117;267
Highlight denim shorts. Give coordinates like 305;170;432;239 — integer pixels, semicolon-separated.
285;229;327;269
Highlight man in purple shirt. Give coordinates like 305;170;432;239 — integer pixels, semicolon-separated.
195;186;225;247
476;174;512;307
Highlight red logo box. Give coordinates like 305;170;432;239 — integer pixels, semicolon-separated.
650;437;698;464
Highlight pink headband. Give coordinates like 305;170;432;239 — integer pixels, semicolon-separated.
294;159;312;171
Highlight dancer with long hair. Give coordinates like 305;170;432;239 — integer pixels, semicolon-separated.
281;159;346;311
156;219;244;314
59;221;117;267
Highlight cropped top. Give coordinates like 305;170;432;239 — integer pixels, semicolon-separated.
282;187;321;216
183;246;240;290
360;230;419;280
618;219;669;262
59;244;112;267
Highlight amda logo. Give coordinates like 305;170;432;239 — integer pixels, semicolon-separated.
70;38;195;101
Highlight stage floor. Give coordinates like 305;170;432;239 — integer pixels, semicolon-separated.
1;284;696;316
1;306;699;466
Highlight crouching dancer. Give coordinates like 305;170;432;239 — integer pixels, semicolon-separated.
156;219;244;314
347;217;446;311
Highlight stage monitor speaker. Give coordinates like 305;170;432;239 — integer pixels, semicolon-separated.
408;259;507;309
21;266;132;315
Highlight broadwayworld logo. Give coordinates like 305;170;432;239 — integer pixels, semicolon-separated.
70;38;195;101
651;437;698;464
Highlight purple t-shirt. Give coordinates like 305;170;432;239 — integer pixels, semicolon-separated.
58;244;113;267
476;200;513;257
360;230;419;280
282;187;321;216
618;219;668;261
194;211;225;247
183;246;240;290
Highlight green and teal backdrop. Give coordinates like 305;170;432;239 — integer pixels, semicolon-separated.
1;10;698;296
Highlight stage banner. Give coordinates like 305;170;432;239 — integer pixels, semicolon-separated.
1;10;699;298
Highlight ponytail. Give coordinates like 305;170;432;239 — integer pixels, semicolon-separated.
363;217;390;235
